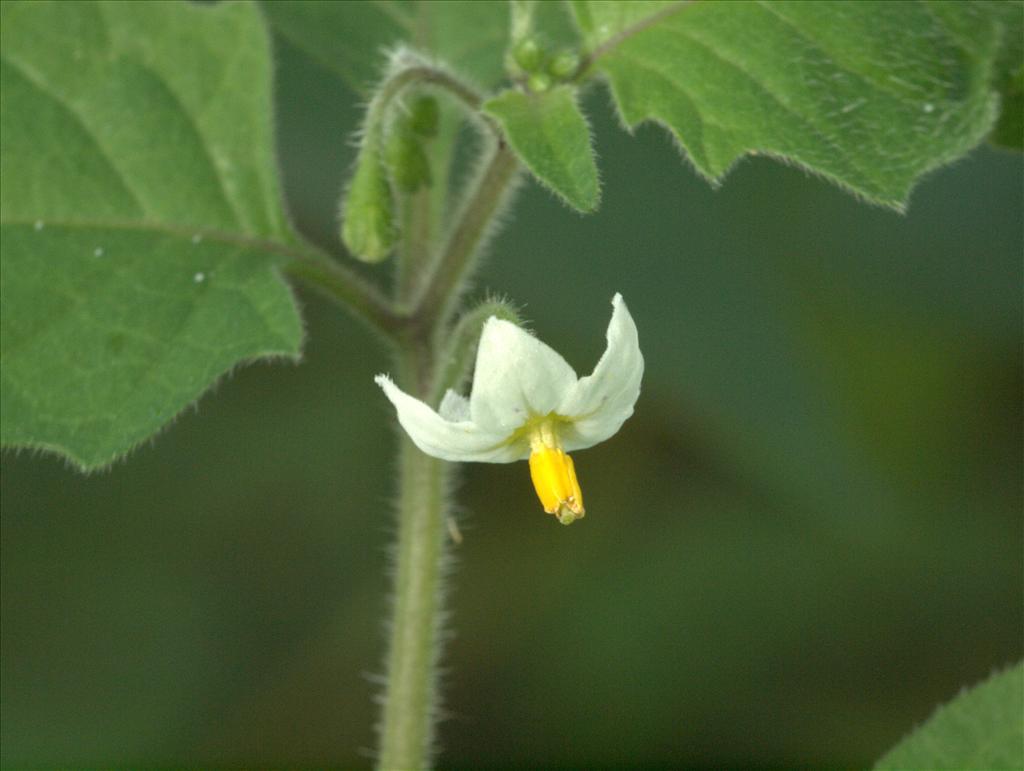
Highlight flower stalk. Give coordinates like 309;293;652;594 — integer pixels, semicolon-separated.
431;297;522;402
378;352;451;769
412;141;520;332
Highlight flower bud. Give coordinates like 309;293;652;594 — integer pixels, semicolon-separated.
385;128;432;193
409;95;440;138
341;142;396;262
548;49;579;80
513;37;543;72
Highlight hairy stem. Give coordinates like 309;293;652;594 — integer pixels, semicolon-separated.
413;141;520;331
376;62;521;771
378;347;451;771
281;247;400;336
396;187;434;305
371;64;484;121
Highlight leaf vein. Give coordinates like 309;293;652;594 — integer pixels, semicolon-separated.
0;53;148;218
128;57;245;230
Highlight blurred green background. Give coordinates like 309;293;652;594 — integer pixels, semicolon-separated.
3;12;1022;770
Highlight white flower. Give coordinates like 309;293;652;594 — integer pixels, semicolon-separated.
375;293;643;525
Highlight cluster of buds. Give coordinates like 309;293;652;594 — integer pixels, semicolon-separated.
508;37;580;94
341;94;440;263
505;0;580;93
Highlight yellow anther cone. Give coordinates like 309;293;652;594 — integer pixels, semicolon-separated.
528;445;585;525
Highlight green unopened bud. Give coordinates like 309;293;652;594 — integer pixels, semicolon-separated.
513;38;543;72
527;71;552;93
386;128;431;193
548;50;579;80
409;95;439;138
341;142;395;262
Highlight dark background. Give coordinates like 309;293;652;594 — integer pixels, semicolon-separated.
3;16;1022;770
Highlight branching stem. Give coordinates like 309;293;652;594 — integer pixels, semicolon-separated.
284;46;523;771
285;57;509;346
377;101;520;771
282;248;400;337
412;141;520;333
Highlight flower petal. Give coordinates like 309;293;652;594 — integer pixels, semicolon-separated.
376;376;525;462
558;293;643;451
469;318;578;433
438;389;470;421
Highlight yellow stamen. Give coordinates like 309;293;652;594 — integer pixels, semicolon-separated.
528;426;585;525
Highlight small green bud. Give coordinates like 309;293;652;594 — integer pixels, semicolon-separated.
548;49;579;80
341;142;396;262
385;129;432;193
527;71;552;94
513;37;543;72
408;95;440;138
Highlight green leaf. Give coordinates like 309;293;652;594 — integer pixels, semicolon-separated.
484;86;600;211
260;0;407;96
989;1;1024;149
261;0;510;93
876;662;1024;770
0;0;302;470
991;64;1023;150
571;0;1013;208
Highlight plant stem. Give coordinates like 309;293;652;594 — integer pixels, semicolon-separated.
413;141;520;331
396;187;434;305
281;249;400;337
378;346;451;771
376;109;454;771
372;45;524;761
370;64;485;123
